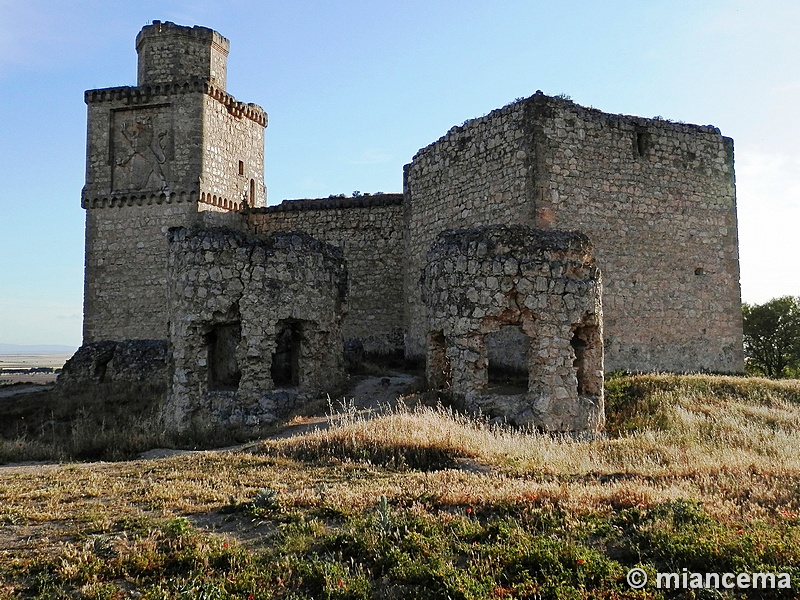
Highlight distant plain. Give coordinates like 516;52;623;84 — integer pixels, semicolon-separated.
0;353;72;386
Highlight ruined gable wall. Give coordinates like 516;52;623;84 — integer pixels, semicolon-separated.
403;103;535;361
248;195;405;356
531;97;743;372
404;94;743;373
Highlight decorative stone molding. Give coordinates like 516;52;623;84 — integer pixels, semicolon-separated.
81;189;198;209
85;80;267;127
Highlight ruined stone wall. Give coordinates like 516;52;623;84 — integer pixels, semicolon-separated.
165;227;347;432
248;195;405;357
423;226;603;432
404;103;535;361
406;93;743;373
58;340;168;386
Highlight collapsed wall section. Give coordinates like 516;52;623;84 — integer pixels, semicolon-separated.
165;226;347;432
406;93;743;373
423;226;604;432
248;195;405;358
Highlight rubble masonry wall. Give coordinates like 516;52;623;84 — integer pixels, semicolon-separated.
165;226;347;432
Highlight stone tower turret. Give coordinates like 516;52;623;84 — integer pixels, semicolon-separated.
81;22;267;344
136;21;229;89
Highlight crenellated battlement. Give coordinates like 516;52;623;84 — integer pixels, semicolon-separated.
84;80;267;127
81;190;198;209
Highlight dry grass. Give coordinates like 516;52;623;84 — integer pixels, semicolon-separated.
253;375;800;518
1;374;799;598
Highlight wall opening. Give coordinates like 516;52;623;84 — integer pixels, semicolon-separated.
635;128;649;158
94;349;115;383
570;323;602;397
206;322;241;391
238;160;244;176
486;325;529;394
271;320;302;388
249;179;255;204
427;330;451;390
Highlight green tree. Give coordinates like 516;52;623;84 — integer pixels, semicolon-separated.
742;296;800;378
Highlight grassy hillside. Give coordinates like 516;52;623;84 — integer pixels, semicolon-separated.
1;375;799;598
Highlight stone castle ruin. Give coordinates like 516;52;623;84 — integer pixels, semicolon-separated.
63;21;744;434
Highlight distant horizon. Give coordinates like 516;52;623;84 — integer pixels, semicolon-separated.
0;343;79;354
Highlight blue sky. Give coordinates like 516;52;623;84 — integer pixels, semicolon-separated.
0;0;798;347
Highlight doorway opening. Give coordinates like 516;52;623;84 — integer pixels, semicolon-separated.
486;325;530;394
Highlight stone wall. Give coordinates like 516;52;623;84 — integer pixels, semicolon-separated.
58;340;168;386
406;93;743;373
404;103;537;361
530;95;742;372
164;226;348;432
83;86;206;203
200;92;266;210
248;194;405;357
423;226;604;432
83;201;199;342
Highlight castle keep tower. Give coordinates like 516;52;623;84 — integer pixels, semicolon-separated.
82;21;267;343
